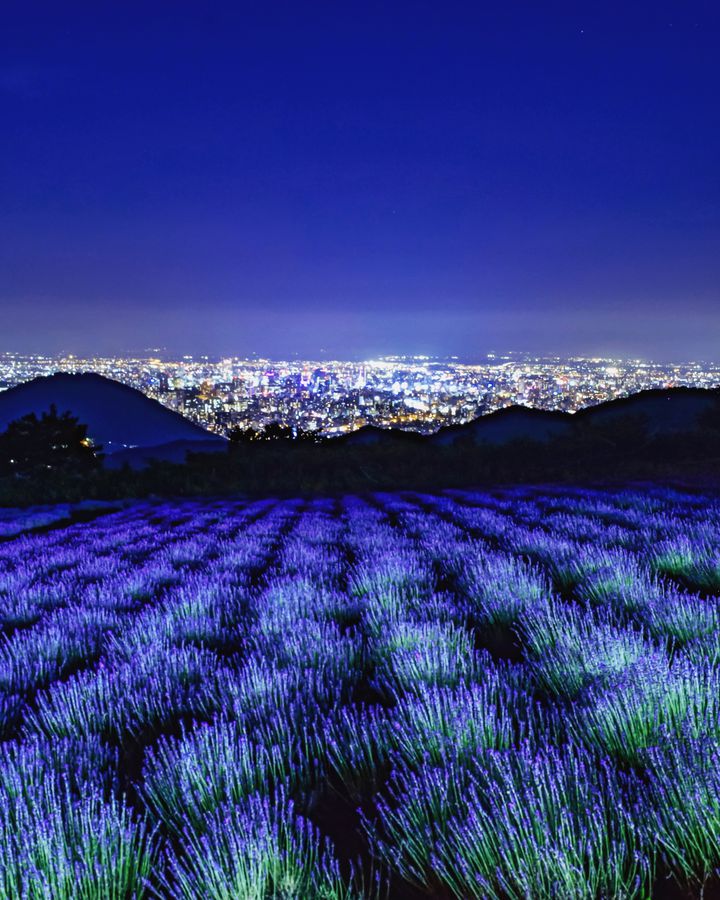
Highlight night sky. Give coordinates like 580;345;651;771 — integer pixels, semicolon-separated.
2;3;719;361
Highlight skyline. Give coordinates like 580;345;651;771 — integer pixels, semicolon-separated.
3;346;720;367
2;3;719;359
2;348;719;438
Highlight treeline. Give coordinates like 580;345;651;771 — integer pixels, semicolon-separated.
1;403;720;505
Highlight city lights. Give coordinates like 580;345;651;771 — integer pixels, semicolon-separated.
1;351;717;438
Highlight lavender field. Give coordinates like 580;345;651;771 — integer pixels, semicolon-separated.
2;485;720;898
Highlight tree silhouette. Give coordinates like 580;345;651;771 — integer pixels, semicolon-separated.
228;422;319;445
0;405;103;476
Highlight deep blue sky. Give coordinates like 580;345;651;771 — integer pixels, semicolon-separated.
1;2;719;360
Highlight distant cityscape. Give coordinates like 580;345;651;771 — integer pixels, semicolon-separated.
1;351;719;438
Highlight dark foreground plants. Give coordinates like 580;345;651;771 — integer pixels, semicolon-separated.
1;485;720;897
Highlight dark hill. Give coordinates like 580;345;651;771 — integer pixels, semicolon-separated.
429;405;572;447
429;386;720;447
326;387;720;449
339;424;426;447
2;381;720;503
0;373;226;455
339;388;720;450
573;386;719;435
337;408;572;449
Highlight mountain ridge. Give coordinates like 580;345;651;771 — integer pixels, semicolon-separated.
0;373;225;454
0;374;718;465
340;386;720;447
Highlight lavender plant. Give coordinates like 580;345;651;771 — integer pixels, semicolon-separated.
164;790;377;900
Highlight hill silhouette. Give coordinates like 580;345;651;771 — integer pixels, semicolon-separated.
570;386;719;435
1;378;720;504
429;405;572;446
338;387;720;447
0;373;226;455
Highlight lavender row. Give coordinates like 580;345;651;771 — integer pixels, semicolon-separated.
1;486;720;896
